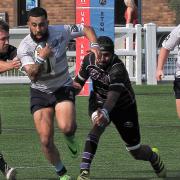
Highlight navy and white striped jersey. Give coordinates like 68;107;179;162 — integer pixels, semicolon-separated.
17;24;84;93
162;24;180;78
74;53;135;109
0;45;17;61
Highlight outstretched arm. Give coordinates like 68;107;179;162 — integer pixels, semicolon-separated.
0;57;21;73
83;25;101;62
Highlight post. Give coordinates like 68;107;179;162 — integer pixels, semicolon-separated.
145;23;157;85
125;23;134;77
135;24;142;85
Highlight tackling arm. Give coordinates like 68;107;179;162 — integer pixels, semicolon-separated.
83;25;101;61
0;57;21;73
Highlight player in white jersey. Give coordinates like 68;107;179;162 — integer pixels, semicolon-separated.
17;7;101;180
156;25;180;118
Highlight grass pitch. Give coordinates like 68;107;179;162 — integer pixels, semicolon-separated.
0;84;180;180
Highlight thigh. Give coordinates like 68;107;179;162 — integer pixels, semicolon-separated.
111;103;140;146
55;101;76;133
176;99;180;119
54;87;76;133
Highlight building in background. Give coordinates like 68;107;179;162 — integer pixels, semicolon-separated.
0;0;179;28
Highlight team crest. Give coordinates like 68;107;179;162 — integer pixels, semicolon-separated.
70;25;79;32
99;0;106;5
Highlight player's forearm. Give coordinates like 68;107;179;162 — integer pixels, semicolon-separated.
103;90;120;113
83;25;98;43
24;64;42;82
157;47;170;70
0;61;14;73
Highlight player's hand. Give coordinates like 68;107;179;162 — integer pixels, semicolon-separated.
91;108;110;127
90;46;102;63
8;57;21;69
73;81;82;90
156;69;164;81
37;43;52;59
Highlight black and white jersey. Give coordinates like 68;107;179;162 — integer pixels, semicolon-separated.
74;53;135;109
162;24;180;78
0;45;17;61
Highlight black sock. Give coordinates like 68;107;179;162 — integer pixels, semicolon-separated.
0;153;7;173
56;166;67;176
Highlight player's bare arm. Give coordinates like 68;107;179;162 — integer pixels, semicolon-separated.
0;57;21;73
23;64;42;82
156;47;170;81
83;25;102;61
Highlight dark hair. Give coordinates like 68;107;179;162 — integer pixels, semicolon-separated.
28;7;47;20
0;19;9;32
97;36;114;53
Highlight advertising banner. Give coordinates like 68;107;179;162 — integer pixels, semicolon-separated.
76;0;114;95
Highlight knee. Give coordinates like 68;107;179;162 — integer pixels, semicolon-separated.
40;136;53;149
61;123;77;136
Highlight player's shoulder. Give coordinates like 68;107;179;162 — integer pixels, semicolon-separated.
171;24;180;36
109;55;126;73
8;44;17;52
19;34;34;47
111;54;124;66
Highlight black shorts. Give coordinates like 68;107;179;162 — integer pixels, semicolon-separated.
89;99;140;147
30;86;75;114
174;78;180;99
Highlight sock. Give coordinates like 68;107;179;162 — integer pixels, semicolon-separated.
149;151;158;164
80;133;99;173
55;162;67;176
0;153;7;173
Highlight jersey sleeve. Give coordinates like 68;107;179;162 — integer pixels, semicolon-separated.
8;45;17;59
109;61;129;93
162;25;180;51
74;55;90;87
64;24;85;40
17;41;35;68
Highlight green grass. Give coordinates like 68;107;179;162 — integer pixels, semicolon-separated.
0;84;180;179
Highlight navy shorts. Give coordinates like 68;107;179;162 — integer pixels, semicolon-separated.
110;103;140;147
89;93;140;147
30;86;75;114
173;78;180;99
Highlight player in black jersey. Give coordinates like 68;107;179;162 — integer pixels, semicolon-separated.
74;36;166;180
0;19;21;180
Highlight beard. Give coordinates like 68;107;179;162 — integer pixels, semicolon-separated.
30;30;49;43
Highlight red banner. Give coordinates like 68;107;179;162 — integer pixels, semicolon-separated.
76;1;90;96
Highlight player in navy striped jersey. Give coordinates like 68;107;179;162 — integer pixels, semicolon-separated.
0;19;21;180
17;7;101;180
74;36;166;180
